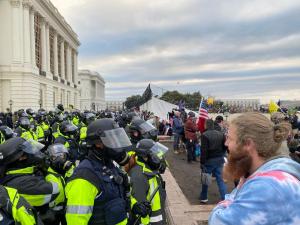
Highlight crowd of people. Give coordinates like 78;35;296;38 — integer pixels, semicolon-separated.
169;107;300;224
0;103;300;225
0;104;168;225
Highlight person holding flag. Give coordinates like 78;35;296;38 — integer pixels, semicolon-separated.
197;98;209;134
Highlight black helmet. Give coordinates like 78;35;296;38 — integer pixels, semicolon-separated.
83;113;96;126
57;104;64;112
0;137;44;166
86;118;132;165
129;118;158;143
19;117;31;130
0;126;16;140
136;139;169;171
126;112;139;124
55;114;64;123
59;121;78;137
46;143;71;173
26;108;35;116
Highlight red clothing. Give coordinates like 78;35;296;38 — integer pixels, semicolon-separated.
184;117;198;141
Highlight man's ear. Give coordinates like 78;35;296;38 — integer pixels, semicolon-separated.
244;138;256;153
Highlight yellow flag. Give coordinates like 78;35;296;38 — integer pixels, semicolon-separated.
269;101;279;113
207;97;214;105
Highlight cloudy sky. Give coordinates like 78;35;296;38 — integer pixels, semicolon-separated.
51;0;300;103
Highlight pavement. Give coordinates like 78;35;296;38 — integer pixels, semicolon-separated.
163;168;214;225
159;136;234;225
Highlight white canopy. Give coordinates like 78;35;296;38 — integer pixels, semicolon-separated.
140;97;198;121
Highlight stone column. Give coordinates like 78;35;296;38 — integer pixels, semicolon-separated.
23;0;31;65
29;7;36;67
46;23;50;73
67;46;72;82
40;17;47;73
11;0;22;63
60;40;65;80
74;51;78;84
53;31;58;77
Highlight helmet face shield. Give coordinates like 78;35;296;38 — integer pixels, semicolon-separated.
150;142;169;159
19;139;45;155
139;122;156;134
20;117;30;126
100;128;132;150
47;144;68;157
0;126;14;139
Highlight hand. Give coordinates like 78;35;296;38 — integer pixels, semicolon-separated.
63;161;73;171
132;201;151;217
200;164;205;170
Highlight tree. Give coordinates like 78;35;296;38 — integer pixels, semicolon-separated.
160;91;203;110
124;95;143;109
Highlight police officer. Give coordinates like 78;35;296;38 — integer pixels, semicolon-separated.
71;111;80;127
0;125;15;144
45;143;75;225
15;117;37;141
51;113;64;140
78;113;96;160
128;118;159;146
128;139;168;225
65;118;150;225
54;121;79;162
0;137;62;223
35;112;50;145
0;185;42;225
26;108;36;123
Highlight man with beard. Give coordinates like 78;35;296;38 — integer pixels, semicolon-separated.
209;112;300;225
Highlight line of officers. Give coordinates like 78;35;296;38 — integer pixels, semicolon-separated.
0;104;169;225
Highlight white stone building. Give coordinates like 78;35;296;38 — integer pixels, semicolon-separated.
79;70;105;111
106;100;124;111
0;0;80;112
220;99;260;110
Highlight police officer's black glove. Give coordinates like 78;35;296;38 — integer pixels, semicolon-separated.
132;201;151;218
63;161;73;171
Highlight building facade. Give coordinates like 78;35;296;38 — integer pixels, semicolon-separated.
220;99;260;110
79;70;105;111
106;100;124;111
0;0;80;112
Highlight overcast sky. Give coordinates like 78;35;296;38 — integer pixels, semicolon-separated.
51;0;300;103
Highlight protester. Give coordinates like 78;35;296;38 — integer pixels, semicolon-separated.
200;119;227;202
209;112;300;225
184;112;198;163
172;111;184;154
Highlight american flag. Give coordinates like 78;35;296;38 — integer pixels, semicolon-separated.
197;98;209;133
199;99;209;119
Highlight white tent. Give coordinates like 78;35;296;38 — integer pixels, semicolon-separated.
140;97;198;121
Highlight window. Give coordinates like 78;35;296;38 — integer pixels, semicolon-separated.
34;14;41;70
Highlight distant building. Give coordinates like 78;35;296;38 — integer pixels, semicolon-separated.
0;0;80;111
220;99;260;110
78;70;105;111
106;100;124;111
280;100;300;109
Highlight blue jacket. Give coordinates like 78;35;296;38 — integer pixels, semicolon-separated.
209;157;300;225
172;116;183;134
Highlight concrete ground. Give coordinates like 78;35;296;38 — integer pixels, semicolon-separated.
160;139;234;224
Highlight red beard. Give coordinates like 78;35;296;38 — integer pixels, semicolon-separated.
223;145;253;181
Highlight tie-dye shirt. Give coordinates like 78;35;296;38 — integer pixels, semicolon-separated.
209;157;300;225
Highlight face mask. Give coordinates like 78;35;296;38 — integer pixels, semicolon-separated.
147;153;161;171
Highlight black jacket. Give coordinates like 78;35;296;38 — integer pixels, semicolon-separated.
200;128;226;164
